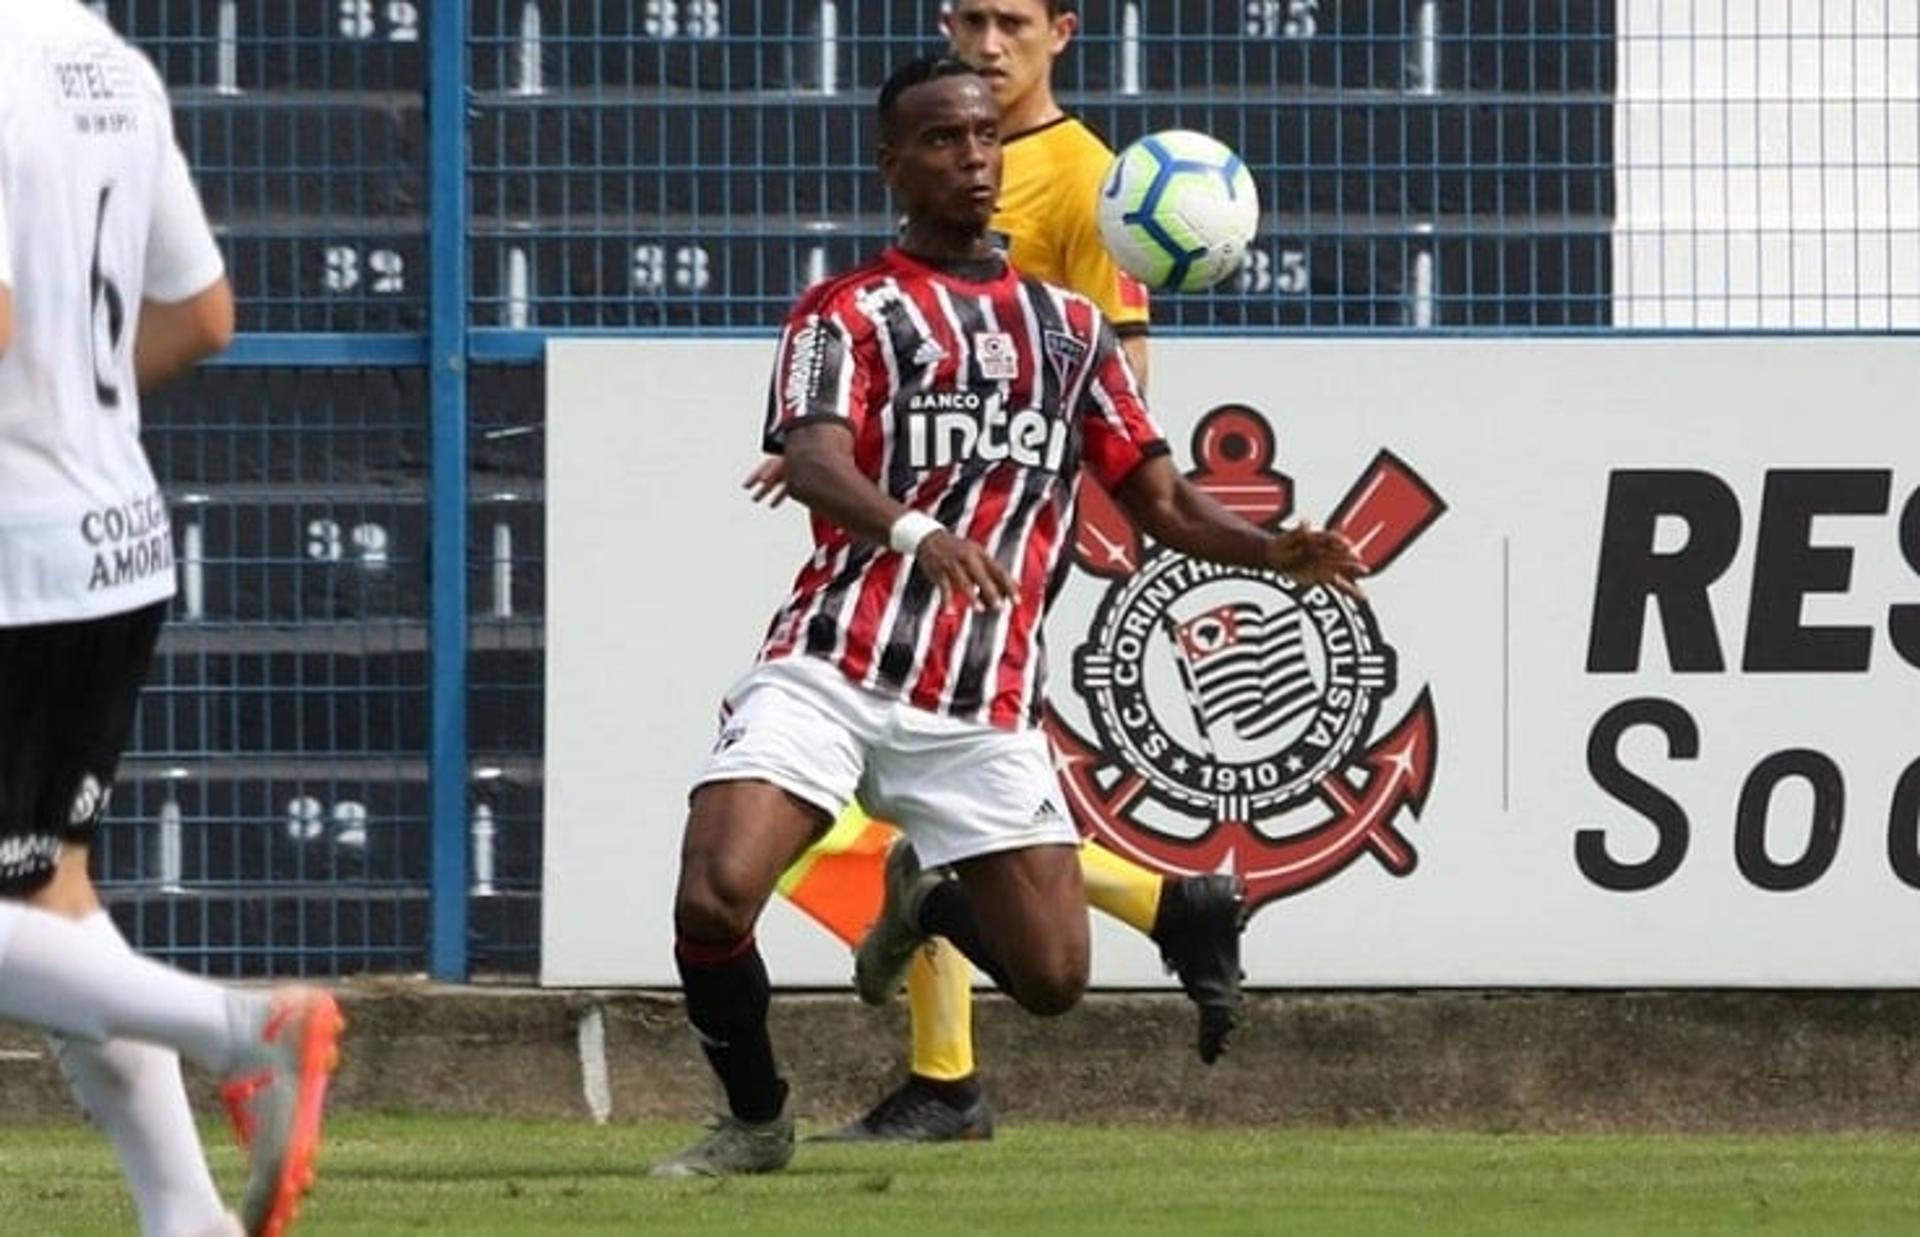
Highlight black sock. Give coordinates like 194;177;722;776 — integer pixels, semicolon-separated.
675;934;789;1122
915;881;1012;992
909;1071;983;1109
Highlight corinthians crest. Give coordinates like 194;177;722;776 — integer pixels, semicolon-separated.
1046;406;1446;912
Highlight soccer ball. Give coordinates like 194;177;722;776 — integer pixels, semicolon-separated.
1095;130;1260;293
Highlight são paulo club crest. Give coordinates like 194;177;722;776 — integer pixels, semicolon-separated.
1045;406;1446;914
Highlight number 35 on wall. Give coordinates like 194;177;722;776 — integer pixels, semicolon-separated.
1245;0;1320;38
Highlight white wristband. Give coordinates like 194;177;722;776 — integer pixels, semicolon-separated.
888;511;943;557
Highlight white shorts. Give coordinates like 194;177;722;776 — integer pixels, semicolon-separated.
695;656;1079;869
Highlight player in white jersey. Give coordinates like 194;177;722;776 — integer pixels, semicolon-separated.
0;4;342;1234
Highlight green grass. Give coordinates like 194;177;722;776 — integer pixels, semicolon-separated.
5;1117;1920;1234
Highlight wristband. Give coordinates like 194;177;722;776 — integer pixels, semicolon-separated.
888;511;943;557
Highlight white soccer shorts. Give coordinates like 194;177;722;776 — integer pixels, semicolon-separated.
695;655;1079;868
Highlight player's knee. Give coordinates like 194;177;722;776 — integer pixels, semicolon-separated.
1016;965;1087;1017
1011;945;1089;1016
673;863;765;945
673;887;753;944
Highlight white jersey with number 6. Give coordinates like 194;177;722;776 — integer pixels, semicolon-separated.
0;0;224;626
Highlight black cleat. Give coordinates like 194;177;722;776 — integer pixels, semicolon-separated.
853;841;942;1007
1150;874;1247;1065
652;1109;796;1177
810;1077;996;1143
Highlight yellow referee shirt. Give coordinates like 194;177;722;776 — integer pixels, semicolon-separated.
993;115;1151;336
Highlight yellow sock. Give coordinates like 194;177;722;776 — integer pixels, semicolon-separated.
1080;841;1166;935
906;937;975;1081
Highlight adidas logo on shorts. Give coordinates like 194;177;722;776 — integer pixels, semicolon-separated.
1031;799;1065;825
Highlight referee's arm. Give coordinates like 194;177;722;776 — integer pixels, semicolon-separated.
1118;333;1148;394
1058;156;1151;391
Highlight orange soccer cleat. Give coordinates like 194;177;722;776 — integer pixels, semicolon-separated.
219;988;346;1237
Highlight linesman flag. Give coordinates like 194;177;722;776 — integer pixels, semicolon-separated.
777;806;894;947
1168;602;1318;748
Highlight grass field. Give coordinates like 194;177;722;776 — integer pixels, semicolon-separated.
4;1116;1920;1234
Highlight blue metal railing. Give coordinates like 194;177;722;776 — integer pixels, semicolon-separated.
427;0;473;980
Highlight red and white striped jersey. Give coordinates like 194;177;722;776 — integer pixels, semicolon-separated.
759;246;1167;730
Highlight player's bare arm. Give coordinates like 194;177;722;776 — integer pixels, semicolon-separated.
134;276;234;389
1113;454;1368;598
783;420;1020;609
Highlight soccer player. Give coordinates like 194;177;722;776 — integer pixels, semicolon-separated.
656;55;1364;1178
0;4;342;1233
755;0;1248;1145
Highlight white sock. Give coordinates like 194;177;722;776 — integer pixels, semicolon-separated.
0;900;246;1075
51;916;230;1237
55;1032;234;1237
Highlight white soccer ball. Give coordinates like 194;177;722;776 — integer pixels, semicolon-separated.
1095;130;1260;293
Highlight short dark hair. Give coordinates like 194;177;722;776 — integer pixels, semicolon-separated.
952;0;1074;16
877;55;983;142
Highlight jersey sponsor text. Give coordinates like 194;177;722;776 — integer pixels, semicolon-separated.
759;247;1162;728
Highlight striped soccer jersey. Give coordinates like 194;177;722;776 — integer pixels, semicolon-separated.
760;246;1167;730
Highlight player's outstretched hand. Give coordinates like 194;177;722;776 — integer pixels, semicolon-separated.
1267;519;1369;600
916;531;1020;612
742;456;790;507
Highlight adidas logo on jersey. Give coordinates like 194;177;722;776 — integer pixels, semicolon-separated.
855;283;904;316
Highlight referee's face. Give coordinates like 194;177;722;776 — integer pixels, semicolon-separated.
881;76;1004;233
946;0;1074;118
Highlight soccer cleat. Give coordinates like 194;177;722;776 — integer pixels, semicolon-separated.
1150;874;1247;1065
651;1110;795;1177
219;987;345;1237
810;1077;995;1143
852;840;944;1007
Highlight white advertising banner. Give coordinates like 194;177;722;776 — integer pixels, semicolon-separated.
545;336;1920;987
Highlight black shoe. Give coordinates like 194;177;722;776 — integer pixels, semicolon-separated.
1150;874;1247;1065
853;841;942;1007
810;1077;995;1143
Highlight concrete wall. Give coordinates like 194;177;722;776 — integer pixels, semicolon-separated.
6;986;1919;1131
